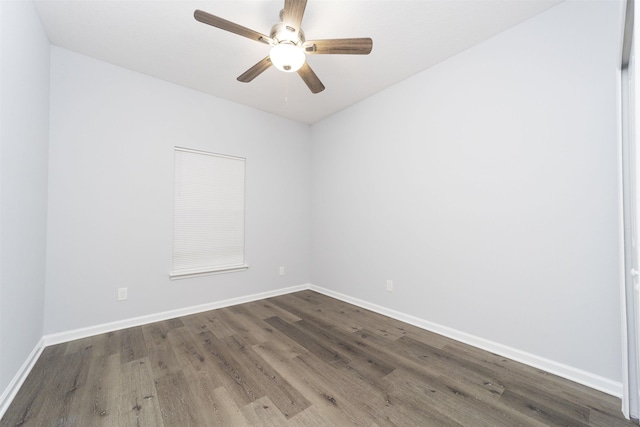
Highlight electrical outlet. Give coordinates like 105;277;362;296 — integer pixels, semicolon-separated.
386;280;393;292
279;266;285;276
117;287;128;301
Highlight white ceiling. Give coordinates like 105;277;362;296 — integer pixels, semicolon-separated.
33;0;563;124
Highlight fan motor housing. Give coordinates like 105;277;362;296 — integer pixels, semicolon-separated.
270;22;305;46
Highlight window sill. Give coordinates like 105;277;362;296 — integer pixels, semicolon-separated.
170;264;249;280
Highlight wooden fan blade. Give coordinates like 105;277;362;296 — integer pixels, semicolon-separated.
297;62;325;94
194;10;271;44
283;0;307;32
303;38;373;55
237;57;273;83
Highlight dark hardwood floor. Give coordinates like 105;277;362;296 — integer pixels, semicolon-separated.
1;290;635;426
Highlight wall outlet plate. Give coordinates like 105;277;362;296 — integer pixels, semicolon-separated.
117;287;128;301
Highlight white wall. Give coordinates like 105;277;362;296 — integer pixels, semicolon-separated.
311;0;623;383
44;47;311;334
0;0;50;394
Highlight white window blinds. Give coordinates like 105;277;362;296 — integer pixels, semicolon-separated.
171;147;248;279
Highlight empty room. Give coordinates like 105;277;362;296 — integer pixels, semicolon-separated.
1;0;638;425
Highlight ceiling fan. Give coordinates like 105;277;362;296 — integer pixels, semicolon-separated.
194;0;373;94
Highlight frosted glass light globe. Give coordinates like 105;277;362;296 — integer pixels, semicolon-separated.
270;43;305;72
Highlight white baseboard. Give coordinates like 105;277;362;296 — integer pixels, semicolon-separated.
309;284;623;398
1;282;622;420
43;284;309;346
0;337;45;420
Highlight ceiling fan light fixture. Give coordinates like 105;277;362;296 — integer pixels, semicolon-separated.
194;1;373;94
269;43;305;72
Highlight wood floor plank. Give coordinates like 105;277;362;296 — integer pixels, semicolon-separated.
499;388;591;427
391;335;514;393
440;340;621;420
91;331;122;358
441;340;578;395
66;352;121;426
182;369;248;426
428;373;552;426
221;334;311;419
286;404;359;427
197;330;264;407
358;329;510;404
141;319;174;348
154;370;202;426
499;376;592;423
264;316;351;367
354;328;453;382
117;357;164;427
64;335;98;356
292;352;393;426
64;331;121;360
287;291;435;342
293;318;396;378
180;310;235;340
291;351;421;426
269;294;349;332
287;326;494;426
118;327;148;364
253;340;388;426
9;344;94;426
315;297;414;340
243;300;302;323
166;325;209;372
166;317;185;330
354;328;507;406
2;290;634;427
377;370;470;427
588;404;639;427
232;304;301;346
146;343;182;378
215;306;274;345
42;344;95;425
384;368;536;427
240;396;289;426
0;344;67;426
288;290;326;306
253;328;309;360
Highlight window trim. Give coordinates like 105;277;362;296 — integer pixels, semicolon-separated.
169;264;249;280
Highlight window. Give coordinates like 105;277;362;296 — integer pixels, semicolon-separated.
171;147;248;279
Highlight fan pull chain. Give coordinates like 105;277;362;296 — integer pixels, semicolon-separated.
285;74;289;104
